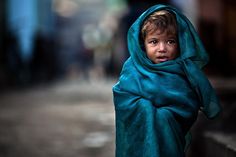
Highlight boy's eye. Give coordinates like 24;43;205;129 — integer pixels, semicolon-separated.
149;40;158;44
167;39;176;44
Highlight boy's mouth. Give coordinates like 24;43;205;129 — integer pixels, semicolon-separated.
157;56;168;62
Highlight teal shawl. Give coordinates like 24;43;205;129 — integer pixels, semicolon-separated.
112;4;221;157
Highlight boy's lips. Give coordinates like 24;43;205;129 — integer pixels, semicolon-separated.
157;56;168;62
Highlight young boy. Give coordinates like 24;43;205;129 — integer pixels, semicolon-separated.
141;10;179;64
113;4;221;157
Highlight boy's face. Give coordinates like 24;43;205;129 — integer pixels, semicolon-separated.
144;29;179;64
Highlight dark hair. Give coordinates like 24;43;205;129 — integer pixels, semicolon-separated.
141;10;178;41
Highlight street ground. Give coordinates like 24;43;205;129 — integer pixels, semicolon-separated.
1;77;236;157
0;79;116;157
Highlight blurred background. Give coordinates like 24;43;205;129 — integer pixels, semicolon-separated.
0;0;236;157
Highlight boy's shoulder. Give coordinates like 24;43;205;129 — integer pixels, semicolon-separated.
117;58;143;90
120;58;140;78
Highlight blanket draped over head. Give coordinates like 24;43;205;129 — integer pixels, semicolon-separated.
112;4;221;157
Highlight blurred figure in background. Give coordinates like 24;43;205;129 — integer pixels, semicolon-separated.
30;31;57;83
3;31;24;86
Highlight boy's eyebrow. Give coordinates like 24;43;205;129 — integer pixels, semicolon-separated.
166;34;177;39
145;36;158;40
146;35;176;39
168;36;177;39
145;38;157;42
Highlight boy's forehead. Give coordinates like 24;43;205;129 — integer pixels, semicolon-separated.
146;24;177;36
146;29;177;38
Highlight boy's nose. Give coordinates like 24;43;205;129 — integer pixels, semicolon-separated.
158;42;166;52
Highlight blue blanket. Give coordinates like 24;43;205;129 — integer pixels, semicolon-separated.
113;4;221;157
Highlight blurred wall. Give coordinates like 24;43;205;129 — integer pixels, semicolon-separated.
223;0;236;75
198;0;236;76
0;0;236;89
0;0;7;88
